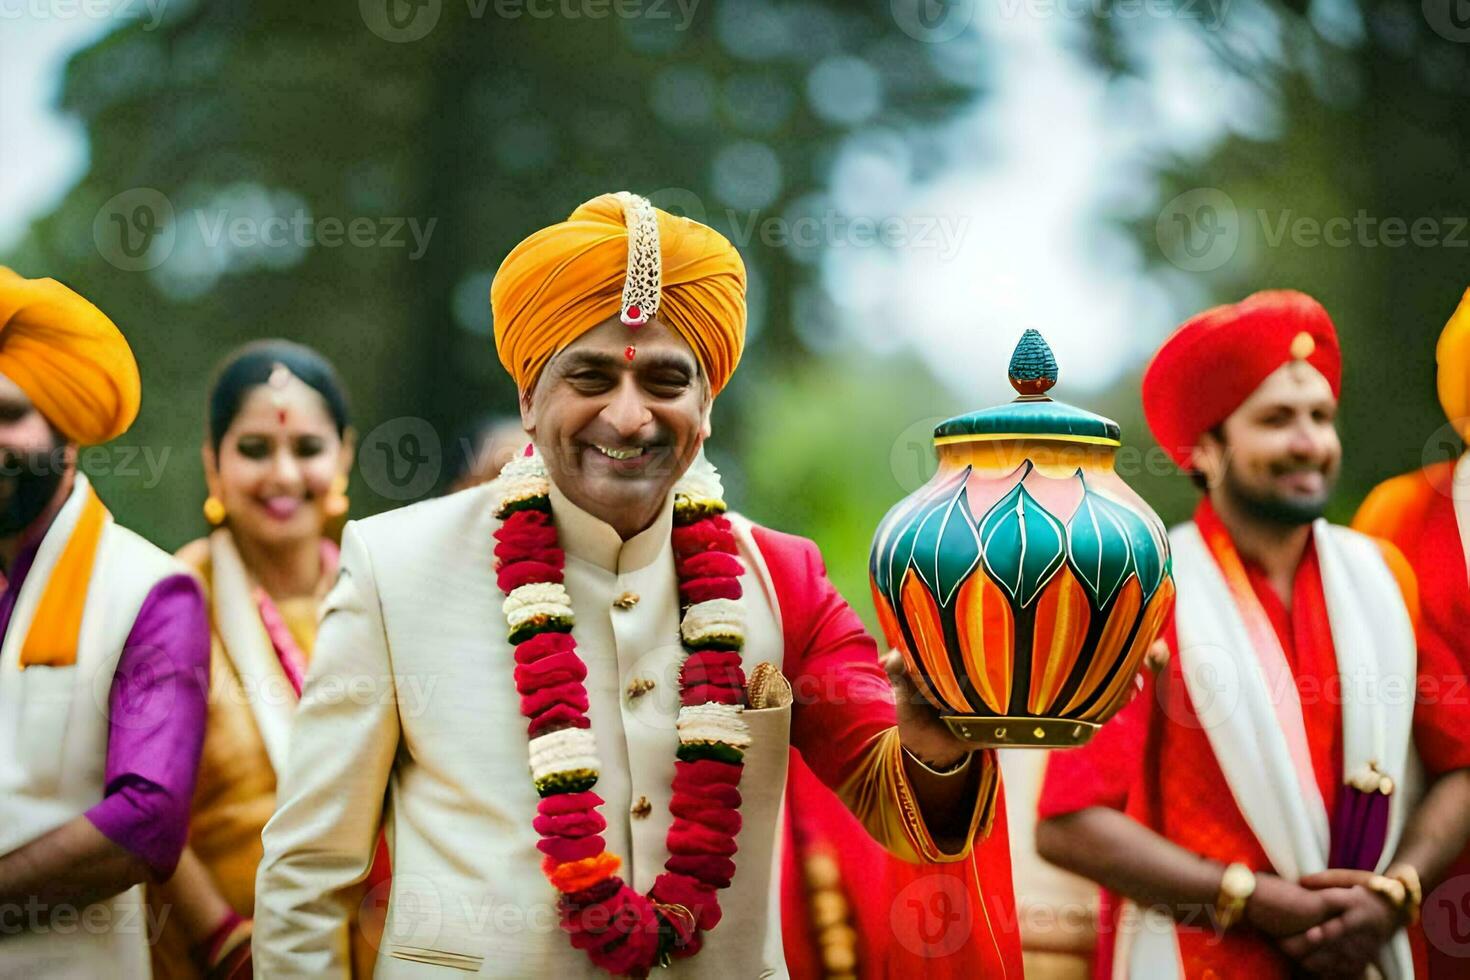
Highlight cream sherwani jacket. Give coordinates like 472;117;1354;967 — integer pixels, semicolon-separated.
254;480;993;978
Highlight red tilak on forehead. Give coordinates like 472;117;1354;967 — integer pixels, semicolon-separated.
624;346;636;362
277;408;288;426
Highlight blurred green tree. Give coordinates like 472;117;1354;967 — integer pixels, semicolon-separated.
4;0;982;559
1088;0;1470;525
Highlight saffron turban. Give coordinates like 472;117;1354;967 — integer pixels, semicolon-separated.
1436;286;1470;440
1142;289;1341;468
0;268;141;445
491;193;746;396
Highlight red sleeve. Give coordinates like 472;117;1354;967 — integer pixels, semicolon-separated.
1413;602;1470;776
1368;536;1470;776
1036;621;1167;820
750;526;898;792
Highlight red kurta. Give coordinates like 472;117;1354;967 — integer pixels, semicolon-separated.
753;525;1024;979
1355;461;1470;978
1038;500;1470;979
781;752;1021;979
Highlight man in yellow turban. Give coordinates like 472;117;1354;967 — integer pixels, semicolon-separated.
257;193;1019;978
1354;286;1470;978
0;269;210;979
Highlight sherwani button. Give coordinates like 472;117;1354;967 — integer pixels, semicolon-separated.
631;795;652;819
626;677;656;699
613;591;640;609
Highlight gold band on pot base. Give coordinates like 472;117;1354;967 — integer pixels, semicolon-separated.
943;716;1099;748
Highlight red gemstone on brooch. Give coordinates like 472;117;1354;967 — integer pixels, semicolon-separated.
621;304;648;328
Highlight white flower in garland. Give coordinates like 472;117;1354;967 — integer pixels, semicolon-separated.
674;450;725;503
676;702;752;751
681;598;745;648
493;447;551;516
504;582;575;631
528;727;601;786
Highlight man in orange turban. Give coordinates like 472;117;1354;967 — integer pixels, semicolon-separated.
1355;286;1470;978
491;192;746;398
1037;289;1470;980
0;267;141;447
256;193;1022;978
0;269;209;979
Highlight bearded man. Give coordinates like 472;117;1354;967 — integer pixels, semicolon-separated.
0;269;210;978
254;193;1022;977
1034;290;1470;979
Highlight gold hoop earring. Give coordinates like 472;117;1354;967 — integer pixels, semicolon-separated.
324;474;350;519
203;496;227;526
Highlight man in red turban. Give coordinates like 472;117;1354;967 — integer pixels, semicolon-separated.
1034;290;1470;979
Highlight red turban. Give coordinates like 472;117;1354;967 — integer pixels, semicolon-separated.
1142;289;1341;468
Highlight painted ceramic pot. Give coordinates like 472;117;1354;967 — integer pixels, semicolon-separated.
870;330;1174;748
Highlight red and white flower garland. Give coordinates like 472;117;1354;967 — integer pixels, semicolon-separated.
493;447;751;976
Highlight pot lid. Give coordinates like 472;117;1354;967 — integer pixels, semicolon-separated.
933;330;1122;447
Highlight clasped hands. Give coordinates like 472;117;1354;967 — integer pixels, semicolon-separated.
1244;869;1402;977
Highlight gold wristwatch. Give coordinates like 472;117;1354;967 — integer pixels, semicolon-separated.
1215;862;1257;931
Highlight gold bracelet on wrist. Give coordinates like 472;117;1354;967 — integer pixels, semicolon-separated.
1384;863;1423;925
1365;873;1409;922
901;744;973;776
1215;862;1257;931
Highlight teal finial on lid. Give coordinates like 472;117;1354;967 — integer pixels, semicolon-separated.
1008;329;1058;396
932;328;1121;445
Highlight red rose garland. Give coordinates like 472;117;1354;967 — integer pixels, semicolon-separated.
494;449;750;976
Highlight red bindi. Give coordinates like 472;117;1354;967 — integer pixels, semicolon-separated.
624;346;636;361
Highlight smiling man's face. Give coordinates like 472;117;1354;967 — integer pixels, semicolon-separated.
1194;359;1341;527
520;314;711;539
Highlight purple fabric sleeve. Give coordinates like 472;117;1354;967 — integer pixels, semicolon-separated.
83;572;210;879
